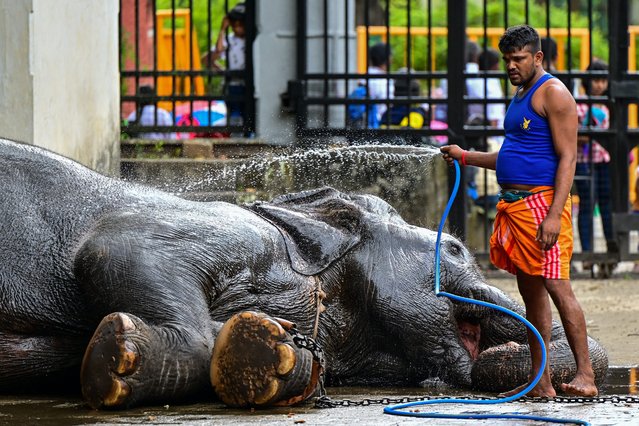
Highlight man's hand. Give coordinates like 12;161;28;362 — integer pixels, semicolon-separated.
440;144;464;167
537;215;561;251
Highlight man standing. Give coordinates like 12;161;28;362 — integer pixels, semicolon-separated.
441;25;598;398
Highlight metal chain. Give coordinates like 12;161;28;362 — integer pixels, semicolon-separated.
289;328;327;397
287;326;639;408
314;394;639;408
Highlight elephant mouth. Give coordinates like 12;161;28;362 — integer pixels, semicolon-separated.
452;298;488;361
457;318;481;360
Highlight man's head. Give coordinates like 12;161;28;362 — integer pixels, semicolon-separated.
498;25;544;87
479;48;501;71
369;43;391;69
137;85;155;107
466;40;481;64
498;25;541;55
541;37;558;71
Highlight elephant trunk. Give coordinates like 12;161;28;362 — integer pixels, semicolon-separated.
470;337;609;392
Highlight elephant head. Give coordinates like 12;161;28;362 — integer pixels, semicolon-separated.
247;187;608;391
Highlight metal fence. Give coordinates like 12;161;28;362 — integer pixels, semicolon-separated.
119;0;256;138
287;0;639;268
119;0;639;268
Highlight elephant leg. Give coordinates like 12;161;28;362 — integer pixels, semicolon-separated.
81;312;220;409
211;311;323;407
74;233;222;408
0;331;86;391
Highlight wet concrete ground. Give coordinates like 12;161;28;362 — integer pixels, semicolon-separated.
1;369;637;426
3;265;638;425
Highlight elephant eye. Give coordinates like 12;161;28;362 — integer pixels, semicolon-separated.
447;242;463;256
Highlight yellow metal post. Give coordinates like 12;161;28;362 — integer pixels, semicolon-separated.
156;9;205;111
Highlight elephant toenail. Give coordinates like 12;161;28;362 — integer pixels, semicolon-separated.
260;318;285;339
114;340;139;374
276;343;296;376
273;317;296;330
253;379;280;405
102;377;131;407
118;314;136;332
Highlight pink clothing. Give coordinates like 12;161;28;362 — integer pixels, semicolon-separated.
576;102;610;164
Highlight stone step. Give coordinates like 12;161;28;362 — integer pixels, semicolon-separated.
120;157;267;193
120;138;290;193
121;137;278;160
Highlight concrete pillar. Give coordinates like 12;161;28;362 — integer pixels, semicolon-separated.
0;0;120;176
253;0;356;145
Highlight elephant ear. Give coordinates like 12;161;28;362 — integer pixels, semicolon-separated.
247;187;362;275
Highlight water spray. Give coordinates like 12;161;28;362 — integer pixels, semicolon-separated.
383;158;590;426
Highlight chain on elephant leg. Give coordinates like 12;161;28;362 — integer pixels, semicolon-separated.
210;311;324;408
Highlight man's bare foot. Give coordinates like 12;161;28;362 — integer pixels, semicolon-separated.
560;373;598;397
499;380;556;398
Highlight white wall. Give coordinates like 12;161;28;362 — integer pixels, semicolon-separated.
253;0;356;145
0;0;120;175
0;2;34;142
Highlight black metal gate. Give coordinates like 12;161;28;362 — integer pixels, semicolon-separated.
119;0;256;138
291;0;639;267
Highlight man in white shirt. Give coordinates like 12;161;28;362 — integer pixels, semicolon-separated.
127;85;177;140
465;41;484;123
478;48;506;130
366;42;395;125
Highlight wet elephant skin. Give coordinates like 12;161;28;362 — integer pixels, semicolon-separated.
0;138;608;408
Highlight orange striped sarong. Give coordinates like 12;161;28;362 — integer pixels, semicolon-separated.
489;186;573;280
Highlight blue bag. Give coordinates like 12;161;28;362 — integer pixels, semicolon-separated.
347;84;379;128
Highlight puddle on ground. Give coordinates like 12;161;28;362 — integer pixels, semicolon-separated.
0;367;636;425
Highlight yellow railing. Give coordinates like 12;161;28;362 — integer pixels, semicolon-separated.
359;25;639;203
357;26;590;73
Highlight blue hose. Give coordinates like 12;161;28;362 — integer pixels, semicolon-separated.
383;159;590;425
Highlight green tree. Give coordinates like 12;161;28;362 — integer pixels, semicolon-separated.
382;0;608;71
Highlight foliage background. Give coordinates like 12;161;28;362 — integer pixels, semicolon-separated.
154;0;610;73
386;0;609;72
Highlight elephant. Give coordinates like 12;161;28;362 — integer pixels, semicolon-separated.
0;138;608;409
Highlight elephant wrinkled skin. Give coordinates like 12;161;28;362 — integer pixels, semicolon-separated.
0;139;607;409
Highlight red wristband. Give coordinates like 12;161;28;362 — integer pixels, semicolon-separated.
461;150;468;166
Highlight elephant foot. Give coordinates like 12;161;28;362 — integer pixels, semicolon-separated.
211;311;321;408
80;312;143;409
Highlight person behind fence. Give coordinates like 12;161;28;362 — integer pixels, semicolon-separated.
574;59;616;269
440;24;598;398
347;42;394;129
465;40;487;125
541;36;578;95
468;48;507;212
202;2;246;127
126;85;176;140
379;71;428;129
478;47;506;129
541;37;558;73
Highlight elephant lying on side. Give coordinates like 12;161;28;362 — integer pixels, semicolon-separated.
0;139;607;409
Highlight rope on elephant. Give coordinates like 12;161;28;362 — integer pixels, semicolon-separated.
381;159;592;426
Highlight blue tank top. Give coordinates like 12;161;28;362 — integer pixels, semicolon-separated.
496;73;557;186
